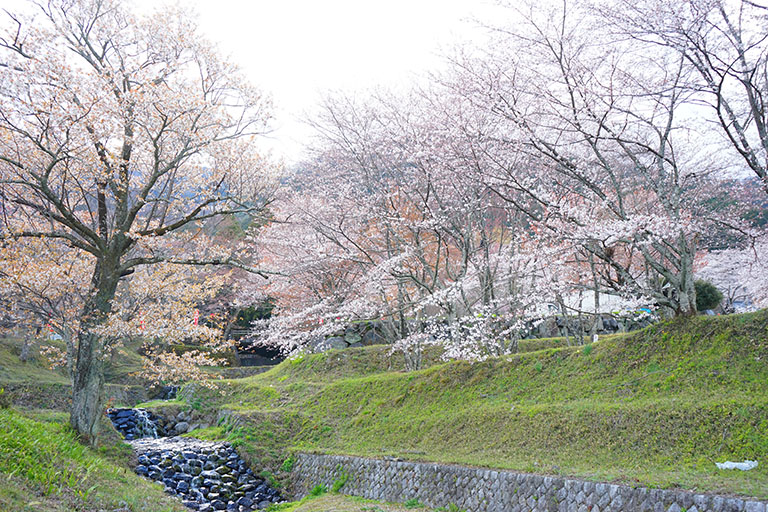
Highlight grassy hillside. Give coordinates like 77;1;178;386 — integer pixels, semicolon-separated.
0;336;70;385
0;335;187;409
0;408;186;512
165;311;768;499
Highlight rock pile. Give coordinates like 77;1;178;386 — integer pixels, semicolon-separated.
130;437;282;511
154;408;213;436
107;408;166;439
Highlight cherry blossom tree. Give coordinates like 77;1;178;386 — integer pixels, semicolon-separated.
254;86;553;364
455;0;725;316
0;0;276;442
0;239;90;373
602;0;768;196
697;235;768;310
250;0;762;368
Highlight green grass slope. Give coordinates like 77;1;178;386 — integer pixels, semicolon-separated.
0;408;186;512
163;311;768;499
0;335;157;409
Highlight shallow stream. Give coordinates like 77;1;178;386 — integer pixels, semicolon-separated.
107;408;282;511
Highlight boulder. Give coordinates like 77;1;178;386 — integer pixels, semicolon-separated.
602;316;619;331
537;317;559;338
344;332;362;344
323;337;348;351
362;329;387;345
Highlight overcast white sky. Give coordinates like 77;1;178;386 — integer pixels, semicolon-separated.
0;0;500;162
151;0;498;163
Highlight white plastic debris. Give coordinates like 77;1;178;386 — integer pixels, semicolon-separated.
715;460;758;471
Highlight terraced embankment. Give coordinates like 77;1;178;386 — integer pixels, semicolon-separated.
162;311;768;501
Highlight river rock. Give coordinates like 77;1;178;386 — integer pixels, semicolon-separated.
127;436;283;510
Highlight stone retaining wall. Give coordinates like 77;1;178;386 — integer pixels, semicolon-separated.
292;453;767;512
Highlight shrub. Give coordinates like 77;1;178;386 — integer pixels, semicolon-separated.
695;280;723;312
280;455;296;473
309;484;327;497
331;466;349;492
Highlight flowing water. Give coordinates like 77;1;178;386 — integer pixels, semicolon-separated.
107;408;282;511
134;408;159;438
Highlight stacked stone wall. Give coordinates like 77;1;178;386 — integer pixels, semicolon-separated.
292;453;766;512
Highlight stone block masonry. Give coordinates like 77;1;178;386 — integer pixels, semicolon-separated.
292;453;767;512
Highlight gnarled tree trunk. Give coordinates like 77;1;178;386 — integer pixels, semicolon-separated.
70;331;105;444
70;267;119;444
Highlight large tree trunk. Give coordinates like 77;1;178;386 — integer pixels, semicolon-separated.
70;266;119;444
70;331;105;444
675;235;698;317
676;272;697;317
